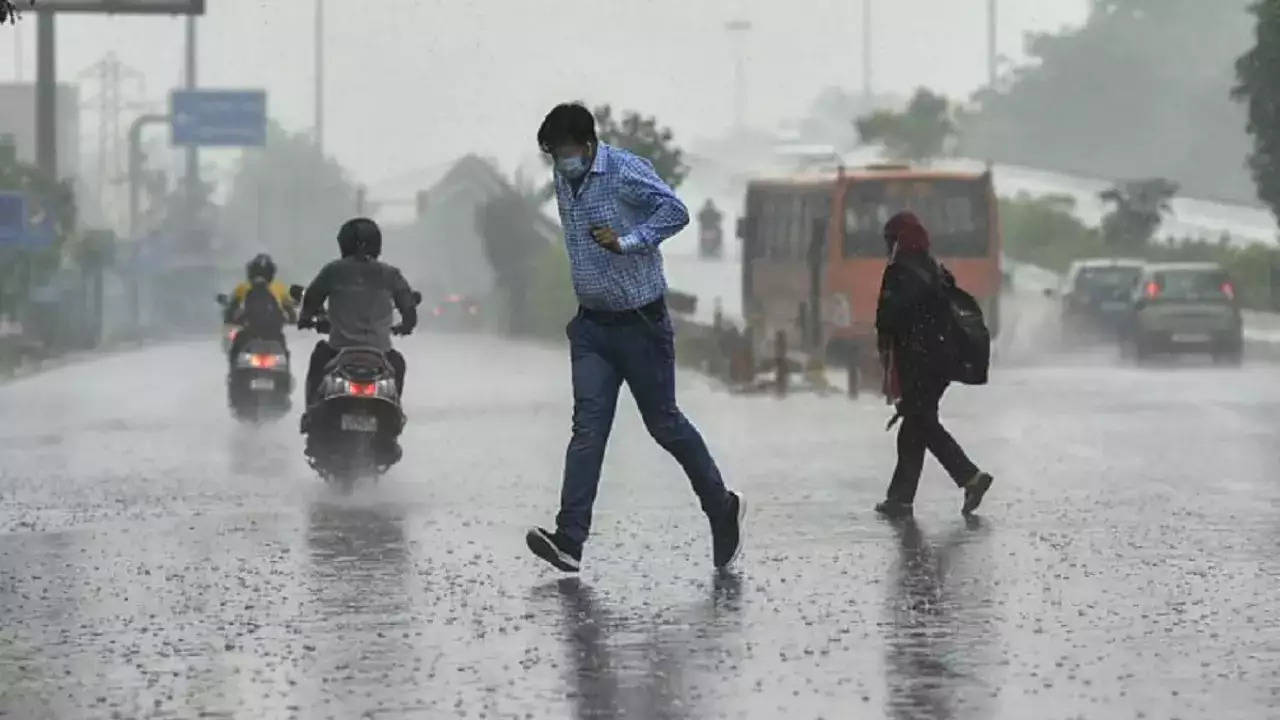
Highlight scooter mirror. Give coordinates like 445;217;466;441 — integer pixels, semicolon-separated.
289;284;305;302
215;293;229;306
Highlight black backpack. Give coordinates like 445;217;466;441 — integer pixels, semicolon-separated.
903;262;990;385
241;281;285;336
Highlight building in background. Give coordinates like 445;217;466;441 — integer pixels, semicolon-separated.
0;83;81;182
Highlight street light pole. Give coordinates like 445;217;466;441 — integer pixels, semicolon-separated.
862;0;872;100
315;0;325;154
184;14;199;202
35;8;56;179
725;19;751;134
987;0;997;86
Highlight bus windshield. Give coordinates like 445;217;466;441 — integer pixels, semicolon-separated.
842;178;991;258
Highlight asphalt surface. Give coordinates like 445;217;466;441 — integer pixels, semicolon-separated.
1;324;1278;719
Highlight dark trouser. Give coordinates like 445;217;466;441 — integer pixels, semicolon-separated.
557;301;731;549
305;341;406;407
885;377;978;504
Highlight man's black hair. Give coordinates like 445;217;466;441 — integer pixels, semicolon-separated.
537;103;597;154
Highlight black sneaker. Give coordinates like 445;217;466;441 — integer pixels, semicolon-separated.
712;491;747;569
962;472;994;515
526;527;581;573
874;499;914;518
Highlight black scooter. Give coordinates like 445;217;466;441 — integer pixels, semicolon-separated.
216;293;293;421
289;284;419;492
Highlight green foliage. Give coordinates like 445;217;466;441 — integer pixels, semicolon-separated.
219;122;357;280
592;105;688;189
0;1;33;25
525;242;578;339
1099;178;1179;252
1000;193;1106;272
855;88;956;162
1003;192;1279;309
476;187;552;335
0;151;77;317
961;0;1256;203
1234;0;1280;227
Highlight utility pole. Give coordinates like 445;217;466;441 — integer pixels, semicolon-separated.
862;0;872;100
315;0;325;154
80;53;147;232
987;0;998;87
35;8;56;179
184;14;199;204
12;14;22;82
725;19;751;134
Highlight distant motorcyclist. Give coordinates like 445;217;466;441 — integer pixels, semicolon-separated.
225;253;296;363
298;218;417;419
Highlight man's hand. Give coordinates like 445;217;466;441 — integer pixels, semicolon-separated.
591;226;623;254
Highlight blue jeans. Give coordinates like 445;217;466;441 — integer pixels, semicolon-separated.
557;306;731;549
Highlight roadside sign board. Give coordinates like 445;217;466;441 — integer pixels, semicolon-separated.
33;1;204;14
0;193;23;245
170;90;267;147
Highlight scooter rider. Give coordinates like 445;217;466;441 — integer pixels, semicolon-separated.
298;218;417;427
225;253;295;365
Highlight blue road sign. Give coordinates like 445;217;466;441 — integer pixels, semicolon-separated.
0;192;24;245
170;89;267;147
0;192;55;248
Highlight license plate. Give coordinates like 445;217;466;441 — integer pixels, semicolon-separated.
249;378;275;391
340;414;377;432
1172;333;1211;343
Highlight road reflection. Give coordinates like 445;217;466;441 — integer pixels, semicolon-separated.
541;572;743;720
882;516;998;720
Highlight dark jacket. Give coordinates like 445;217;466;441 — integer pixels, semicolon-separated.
300;257;417;352
876;250;954;393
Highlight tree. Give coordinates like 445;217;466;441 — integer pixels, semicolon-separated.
1000;193;1106;271
1234;0;1280;227
854;88;956;162
1099;178;1179;251
477;183;549;335
592;105;688;189
960;0;1255;203
0;151;77;319
0;1;34;25
219;122;358;279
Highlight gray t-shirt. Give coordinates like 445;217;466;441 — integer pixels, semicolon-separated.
301;257;416;352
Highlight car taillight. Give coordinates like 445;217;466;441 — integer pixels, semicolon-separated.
350;382;376;397
1144;281;1160;299
250;354;277;368
1222;282;1236;300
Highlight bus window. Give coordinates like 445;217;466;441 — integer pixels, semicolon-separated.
842;179;990;258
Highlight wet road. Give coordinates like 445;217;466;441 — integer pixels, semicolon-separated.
1;330;1279;719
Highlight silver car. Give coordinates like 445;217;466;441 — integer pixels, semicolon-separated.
1128;262;1243;364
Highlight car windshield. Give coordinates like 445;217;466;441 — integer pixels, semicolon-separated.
1152;269;1232;301
1075;267;1140;299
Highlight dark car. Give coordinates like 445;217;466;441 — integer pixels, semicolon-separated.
1126;262;1243;365
427;293;481;331
1045;258;1145;342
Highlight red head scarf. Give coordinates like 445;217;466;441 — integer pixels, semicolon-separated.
884;211;930;255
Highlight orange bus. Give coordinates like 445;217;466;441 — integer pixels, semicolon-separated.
736;165;1002;394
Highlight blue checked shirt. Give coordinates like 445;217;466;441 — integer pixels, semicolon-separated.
553;143;689;311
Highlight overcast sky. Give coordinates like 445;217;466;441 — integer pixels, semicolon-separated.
5;0;1087;190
